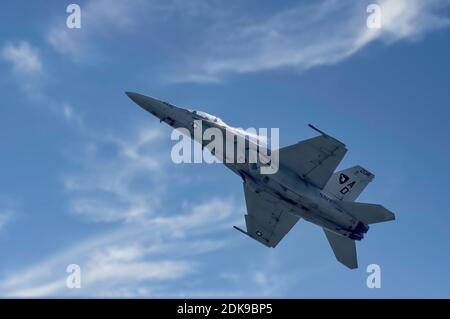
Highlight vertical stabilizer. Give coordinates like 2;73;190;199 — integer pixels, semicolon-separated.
323;165;374;202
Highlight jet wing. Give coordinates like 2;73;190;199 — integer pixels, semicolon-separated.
237;183;300;248
278;125;347;189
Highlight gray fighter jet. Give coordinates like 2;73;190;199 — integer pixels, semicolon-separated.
126;92;395;269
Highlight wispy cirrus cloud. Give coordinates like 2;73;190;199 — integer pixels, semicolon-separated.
0;210;14;232
47;0;150;61
0;196;237;297
1;41;42;75
171;0;450;82
0;197;18;234
0;118;243;297
63;125;166;223
44;0;450;82
1;40;45;99
1;39;86;128
45;0;227;62
0;64;298;297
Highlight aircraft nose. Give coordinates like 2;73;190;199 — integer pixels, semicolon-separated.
125;91;146;105
125;91;136;99
125;91;169;116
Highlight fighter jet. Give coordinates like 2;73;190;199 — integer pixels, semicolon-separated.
126;92;395;269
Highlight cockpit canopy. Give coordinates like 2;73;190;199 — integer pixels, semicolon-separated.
189;109;268;145
192;110;226;125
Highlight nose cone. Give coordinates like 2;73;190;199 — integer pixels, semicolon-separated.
125;91;141;103
125;91;170;117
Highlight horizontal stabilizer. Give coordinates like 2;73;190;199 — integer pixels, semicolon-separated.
324;229;358;269
338;201;395;225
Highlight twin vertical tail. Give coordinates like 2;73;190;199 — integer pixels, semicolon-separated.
323;165;374;202
323;164;395;224
323;165;395;269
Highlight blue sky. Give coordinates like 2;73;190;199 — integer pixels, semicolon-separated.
1;0;450;297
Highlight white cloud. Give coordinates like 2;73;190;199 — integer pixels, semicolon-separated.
1;40;83;126
0;210;14;232
63;122;242;227
0;198;17;233
149;198;237;235
42;0;450;80
62;103;73;119
180;252;308;298
0;121;244;297
0;196;238;297
2;41;42;75
247;252;294;296
47;0;147;61
63;125;167;223
377;0;450;39
0;111;245;296
0;101;303;297
166;0;450;82
47;28;83;59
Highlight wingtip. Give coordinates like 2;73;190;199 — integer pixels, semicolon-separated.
308;123;346;146
233;225;247;234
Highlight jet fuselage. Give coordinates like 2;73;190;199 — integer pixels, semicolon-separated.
125;92;369;241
